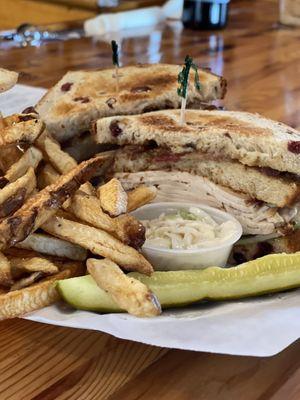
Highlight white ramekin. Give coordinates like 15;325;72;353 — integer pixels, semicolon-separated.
132;202;243;271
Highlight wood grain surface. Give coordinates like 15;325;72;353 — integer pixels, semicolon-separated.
1;1;300;399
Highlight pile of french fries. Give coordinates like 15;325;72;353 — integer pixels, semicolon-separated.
0;69;160;319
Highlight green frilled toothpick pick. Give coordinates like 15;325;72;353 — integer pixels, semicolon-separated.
177;55;201;125
111;40;120;93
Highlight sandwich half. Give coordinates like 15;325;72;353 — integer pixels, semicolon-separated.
94;109;300;263
36;64;226;142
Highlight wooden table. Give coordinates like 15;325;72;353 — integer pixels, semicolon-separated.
1;1;300;398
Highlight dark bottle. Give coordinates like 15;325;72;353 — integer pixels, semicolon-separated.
182;0;230;30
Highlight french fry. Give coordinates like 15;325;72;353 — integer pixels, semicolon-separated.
9;256;59;275
0;261;84;320
0;68;18;93
0;167;36;218
16;233;87;261
37;163;59;189
127;185;157;212
42;216;153;275
0;252;12;286
0;154;111;249
0;115;44;147
0;146;24;173
36;132;78;174
40;163;145;248
87;258;161;317
97;178;127;217
5;146;42;183
67;190;145;248
11;271;44;291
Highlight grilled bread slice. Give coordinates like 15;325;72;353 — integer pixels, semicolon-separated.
94;109;300;175
36;64;226;142
110;146;300;208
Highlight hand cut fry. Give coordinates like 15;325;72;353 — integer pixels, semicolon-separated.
97;178;127;217
127;185;157;212
11;271;44;291
0;167;36;218
0;115;44;147
16;233;87;261
67;190;145;248
0;261;84;320
0;146;24;173
87;258;161;317
5;146;42;183
37;163;59;189
42;216;153;275
36;131;78;174
0;252;13;286
0;68;18;93
9;256;59;275
0;154;111;249
41;164;145;248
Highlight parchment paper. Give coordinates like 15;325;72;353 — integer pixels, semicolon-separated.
2;85;300;357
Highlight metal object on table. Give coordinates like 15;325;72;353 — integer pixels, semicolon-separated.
0;21;85;48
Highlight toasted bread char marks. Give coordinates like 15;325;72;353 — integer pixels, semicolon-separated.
0;155;110;250
111;147;300;208
36;64;226;142
94;109;300;175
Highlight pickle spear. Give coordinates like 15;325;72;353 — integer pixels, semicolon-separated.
57;253;300;313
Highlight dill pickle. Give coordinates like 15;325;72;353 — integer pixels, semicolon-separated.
57;253;300;313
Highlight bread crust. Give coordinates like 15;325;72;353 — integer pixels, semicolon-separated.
36;64;226;142
94;109;300;175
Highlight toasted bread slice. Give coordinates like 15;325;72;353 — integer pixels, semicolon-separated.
94;109;300;175
0;154;111;250
111;146;300;208
0;68;18;93
36;64;226;142
97;178;127;217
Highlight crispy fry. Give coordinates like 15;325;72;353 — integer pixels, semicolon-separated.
87;258;161;317
36;131;78;174
0;167;36;218
10;256;59;275
97;178;127;217
11;271;44;291
37;163;59;189
0;146;24;172
0;154;111;249
0;252;12;286
16;233;87;261
67;190;145;248
0;115;44;147
40;164;144;247
0;261;84;320
42;216;153;275
5;147;42;183
127;185;157;212
0;68;18;93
